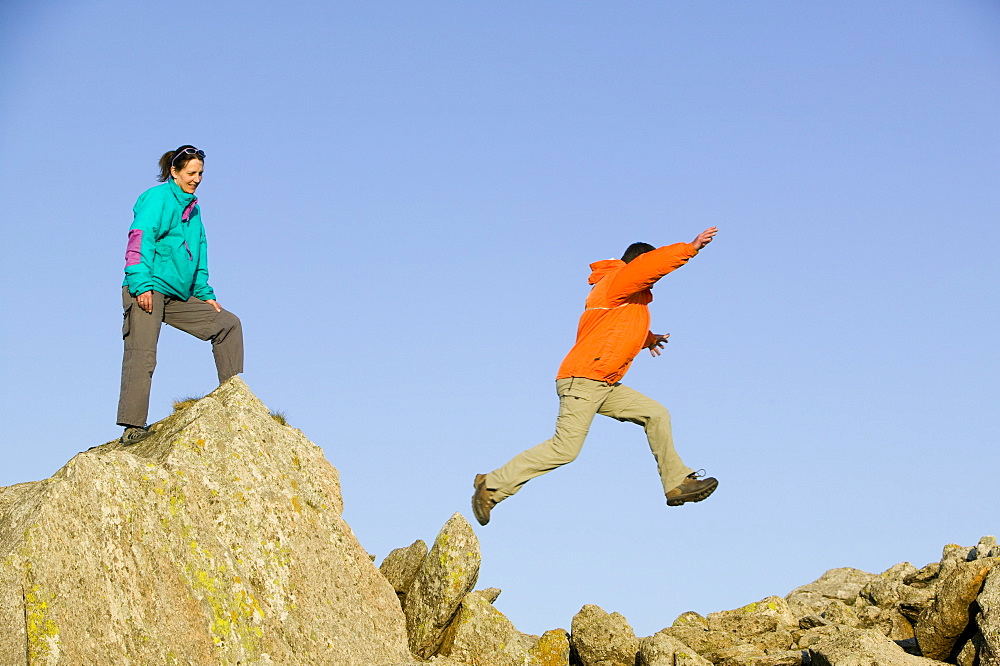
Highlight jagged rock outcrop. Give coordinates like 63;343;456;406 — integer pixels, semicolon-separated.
529;629;571;665
914;560;995;659
570;604;640;666
0;377;410;665
402;513;481;659
706;596;798;652
381;539;428;604
809;626;941;665
638;631;712;665
437;588;538;665
786;568;878;618
3;376;999;666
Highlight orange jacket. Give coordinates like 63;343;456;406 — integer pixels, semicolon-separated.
556;243;698;384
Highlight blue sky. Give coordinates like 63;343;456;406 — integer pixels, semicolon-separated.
1;0;998;639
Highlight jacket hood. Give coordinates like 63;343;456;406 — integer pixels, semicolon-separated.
588;259;625;285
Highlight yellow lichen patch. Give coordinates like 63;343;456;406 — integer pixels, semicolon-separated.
291;496;303;514
182;549;264;657
25;583;61;662
195;439;206;448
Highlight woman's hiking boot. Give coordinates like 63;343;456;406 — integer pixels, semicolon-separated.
471;474;497;525
120;426;154;446
666;471;718;506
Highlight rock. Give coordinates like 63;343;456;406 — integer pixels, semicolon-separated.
808;626;942;665
674;610;710;629
977;564;1000;666
786;568;877;616
956;635;982;666
658;625;746;655
706;596;798;651
940;544;975;573
885;609;915;642
380;539;428;602
705;643;767;663
903;562;942;588
436;588;536;666
0;377;411;666
528;629;571;666
794;625;842;650
570;604;640;666
798;615;829;629
973;537;999;561
638;631;712;665
819;599;859;627
402;512;481;659
721;651;805;666
860;563;918;608
914;559;995;659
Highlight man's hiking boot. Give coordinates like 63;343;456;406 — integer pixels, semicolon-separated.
120;426;153;446
471;474;496;526
666;471;718;506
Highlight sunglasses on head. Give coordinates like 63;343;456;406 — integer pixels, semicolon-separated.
171;147;206;165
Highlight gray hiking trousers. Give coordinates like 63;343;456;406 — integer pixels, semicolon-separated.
117;287;243;427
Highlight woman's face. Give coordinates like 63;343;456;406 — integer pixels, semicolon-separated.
170;158;203;194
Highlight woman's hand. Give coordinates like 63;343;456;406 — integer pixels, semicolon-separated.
137;291;153;313
205;299;222;313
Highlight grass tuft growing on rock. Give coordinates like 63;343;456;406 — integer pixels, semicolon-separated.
173;395;206;411
174;394;290;425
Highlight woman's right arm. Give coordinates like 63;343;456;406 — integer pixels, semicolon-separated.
123;192;162;301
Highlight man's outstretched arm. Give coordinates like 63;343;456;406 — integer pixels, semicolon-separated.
607;227;719;302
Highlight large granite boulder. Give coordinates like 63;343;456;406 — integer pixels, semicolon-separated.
402;512;481;659
528;629;571;666
786;568;877;617
971;563;1000;666
436;588;537;665
0;377;411;666
570;604;640;666
809;626;942;665
706;596;798;651
637;631;711;665
914;559;995;659
380;539;428;604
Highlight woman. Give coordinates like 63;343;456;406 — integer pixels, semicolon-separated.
117;145;243;444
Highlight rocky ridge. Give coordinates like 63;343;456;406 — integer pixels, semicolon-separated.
1;378;996;665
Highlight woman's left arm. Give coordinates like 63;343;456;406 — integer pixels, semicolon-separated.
192;223;217;303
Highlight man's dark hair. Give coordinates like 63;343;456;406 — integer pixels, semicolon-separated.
621;242;656;264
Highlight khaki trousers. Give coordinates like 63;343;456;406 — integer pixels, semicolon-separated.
117;287;243;427
485;377;694;502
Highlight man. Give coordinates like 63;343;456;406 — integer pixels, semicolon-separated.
471;227;719;525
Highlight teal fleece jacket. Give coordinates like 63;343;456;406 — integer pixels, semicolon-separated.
122;179;215;301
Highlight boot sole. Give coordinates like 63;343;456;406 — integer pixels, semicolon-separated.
666;478;718;506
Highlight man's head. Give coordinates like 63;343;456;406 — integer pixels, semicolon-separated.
621;242;655;264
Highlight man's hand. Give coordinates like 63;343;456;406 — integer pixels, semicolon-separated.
648;333;670;357
205;299;222;313
136;290;153;313
692;226;718;251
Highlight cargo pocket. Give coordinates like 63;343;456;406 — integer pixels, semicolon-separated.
122;303;133;338
557;378;595;401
